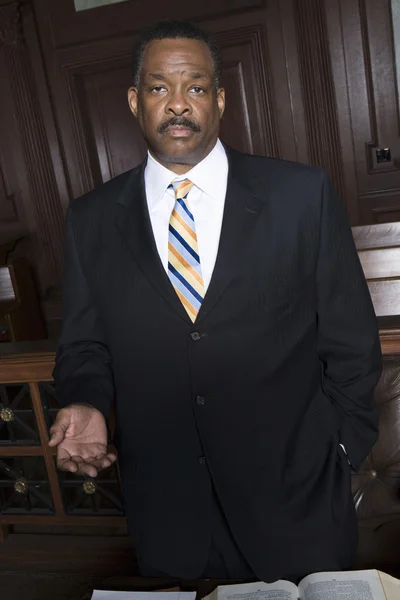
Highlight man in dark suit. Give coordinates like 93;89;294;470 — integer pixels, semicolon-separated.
50;20;382;583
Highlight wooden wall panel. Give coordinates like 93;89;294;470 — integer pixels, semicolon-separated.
0;75;24;228
218;25;278;157
33;0;288;200
326;0;400;224
65;58;145;190
294;0;345;202
36;0;265;49
0;1;66;296
63;21;279;190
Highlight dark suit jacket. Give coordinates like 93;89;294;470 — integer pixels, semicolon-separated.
54;147;382;582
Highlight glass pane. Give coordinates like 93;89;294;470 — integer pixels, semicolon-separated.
0;384;40;446
0;457;54;514
57;460;124;515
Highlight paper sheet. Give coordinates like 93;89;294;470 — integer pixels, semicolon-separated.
91;592;196;600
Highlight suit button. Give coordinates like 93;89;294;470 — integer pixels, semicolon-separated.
191;332;201;341
196;396;205;405
198;456;206;465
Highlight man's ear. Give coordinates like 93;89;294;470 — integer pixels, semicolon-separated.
128;87;138;118
217;88;225;120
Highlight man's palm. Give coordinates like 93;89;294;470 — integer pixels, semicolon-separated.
49;404;117;477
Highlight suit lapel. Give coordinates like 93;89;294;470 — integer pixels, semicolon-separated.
195;149;266;326
115;160;192;324
115;148;266;327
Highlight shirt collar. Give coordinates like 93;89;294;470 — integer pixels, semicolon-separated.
144;139;228;211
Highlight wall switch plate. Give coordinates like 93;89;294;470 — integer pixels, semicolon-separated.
376;148;392;163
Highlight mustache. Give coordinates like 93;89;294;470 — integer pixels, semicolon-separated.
158;117;201;134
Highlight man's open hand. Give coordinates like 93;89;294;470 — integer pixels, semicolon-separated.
49;404;117;477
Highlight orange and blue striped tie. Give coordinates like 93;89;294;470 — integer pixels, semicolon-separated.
168;179;205;322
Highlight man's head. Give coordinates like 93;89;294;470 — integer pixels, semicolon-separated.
128;20;225;174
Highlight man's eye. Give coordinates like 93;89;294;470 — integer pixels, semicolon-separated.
152;86;166;93
190;86;204;94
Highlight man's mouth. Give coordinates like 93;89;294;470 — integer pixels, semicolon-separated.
165;125;194;137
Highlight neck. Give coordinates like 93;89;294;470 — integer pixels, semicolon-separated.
155;161;193;175
148;140;218;175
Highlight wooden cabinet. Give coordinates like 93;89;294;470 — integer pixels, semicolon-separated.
0;350;126;537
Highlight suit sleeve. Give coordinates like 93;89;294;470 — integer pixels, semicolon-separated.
316;171;382;471
52;208;114;424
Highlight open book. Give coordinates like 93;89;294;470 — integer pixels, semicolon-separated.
203;570;400;600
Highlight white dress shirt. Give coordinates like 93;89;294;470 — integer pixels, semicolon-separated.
144;139;228;291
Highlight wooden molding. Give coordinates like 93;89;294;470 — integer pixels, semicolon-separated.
360;0;400;176
0;523;9;543
0;2;20;46
217;24;279;158
0;148;18;222
29;381;65;516
0;514;126;527
36;0;266;50
0;351;55;382
294;0;345;200
379;328;400;355
0;2;65;285
326;0;400;224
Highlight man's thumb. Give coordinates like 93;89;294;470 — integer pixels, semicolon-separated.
48;409;71;446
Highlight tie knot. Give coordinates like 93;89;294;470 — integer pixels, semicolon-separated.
170;179;194;200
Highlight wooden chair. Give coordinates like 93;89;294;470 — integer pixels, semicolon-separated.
352;223;400;323
0;256;46;342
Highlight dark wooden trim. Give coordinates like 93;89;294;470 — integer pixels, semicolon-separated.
0;446;45;457
0;523;9;544
379;328;400;355
22;2;71;216
0;2;65;286
35;0;265;49
0;514;126;527
0;352;54;383
294;0;345;202
216;24;279;158
29;381;64;516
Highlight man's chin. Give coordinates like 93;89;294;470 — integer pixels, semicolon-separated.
158;139;198;161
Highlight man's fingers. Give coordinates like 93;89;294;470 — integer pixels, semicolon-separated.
49;410;72;446
70;455;85;465
56;447;75;472
86;457;111;470
75;463;99;478
58;455;98;476
57;458;78;473
56;447;117;476
92;452;117;465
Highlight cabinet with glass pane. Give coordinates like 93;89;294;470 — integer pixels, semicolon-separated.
0;350;125;540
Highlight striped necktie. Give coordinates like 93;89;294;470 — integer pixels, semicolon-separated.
168;179;205;322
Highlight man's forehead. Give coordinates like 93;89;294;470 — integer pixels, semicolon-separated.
143;38;213;70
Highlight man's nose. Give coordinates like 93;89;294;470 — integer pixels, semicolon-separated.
165;89;191;115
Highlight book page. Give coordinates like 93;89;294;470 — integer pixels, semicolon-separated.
209;580;298;600
298;569;386;600
378;570;400;600
91;591;196;600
